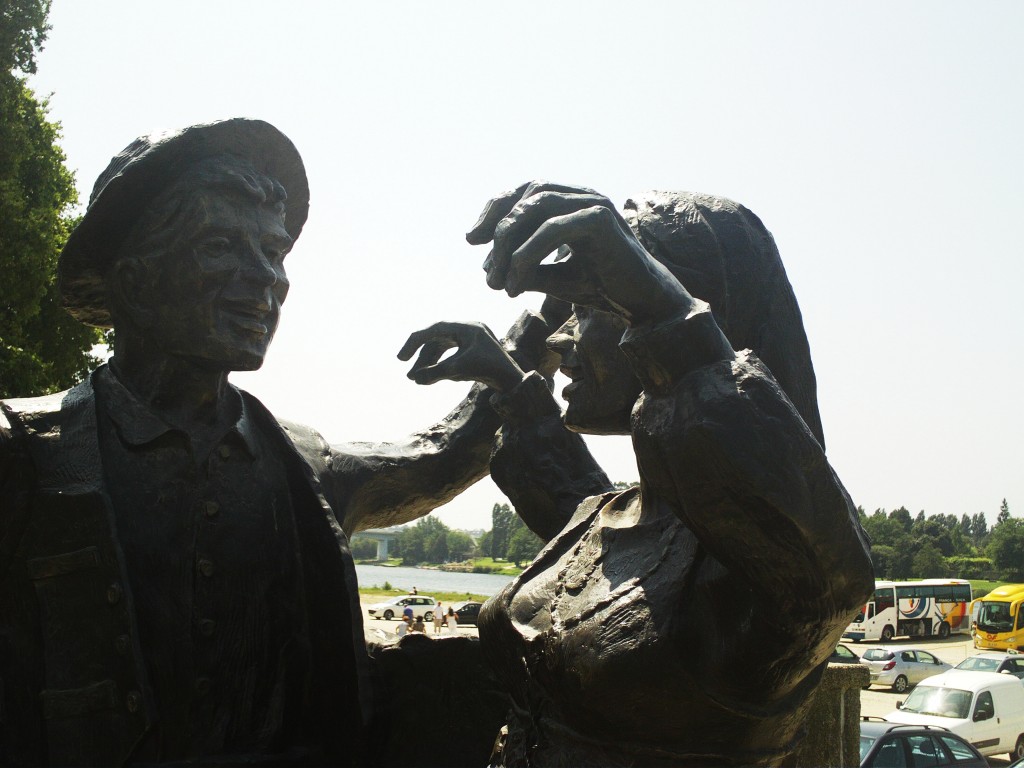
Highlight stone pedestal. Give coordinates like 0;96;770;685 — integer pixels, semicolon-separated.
785;663;870;768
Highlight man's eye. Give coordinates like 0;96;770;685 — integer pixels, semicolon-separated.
198;238;231;258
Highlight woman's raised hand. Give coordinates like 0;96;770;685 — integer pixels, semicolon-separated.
398;321;526;393
466;181;694;327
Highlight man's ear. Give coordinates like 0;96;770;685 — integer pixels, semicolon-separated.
109;257;154;330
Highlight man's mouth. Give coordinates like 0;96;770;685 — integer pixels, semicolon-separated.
220;302;273;335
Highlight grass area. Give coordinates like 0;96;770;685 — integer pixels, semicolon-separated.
465;557;523;576
358;586;490;603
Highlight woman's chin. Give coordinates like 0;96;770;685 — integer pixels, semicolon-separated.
563;401;633;436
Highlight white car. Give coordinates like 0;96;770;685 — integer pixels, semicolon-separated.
861;646;953;692
367;595;438;621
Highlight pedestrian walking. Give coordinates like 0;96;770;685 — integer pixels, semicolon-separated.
446;606;459;635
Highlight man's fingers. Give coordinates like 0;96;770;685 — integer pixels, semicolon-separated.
505;206;612;296
409;354;462;386
485;193;612;292
397;322;468;361
467;182;602;245
466;183;531;245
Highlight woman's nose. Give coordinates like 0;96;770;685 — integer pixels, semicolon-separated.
546;316;578;354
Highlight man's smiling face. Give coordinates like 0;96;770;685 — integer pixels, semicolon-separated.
123;176;294;372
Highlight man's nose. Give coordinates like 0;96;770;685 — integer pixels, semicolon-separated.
239;246;278;287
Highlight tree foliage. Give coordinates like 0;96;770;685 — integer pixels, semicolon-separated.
1;0;102;398
507;525;543;567
864;499;1017;581
0;0;50;75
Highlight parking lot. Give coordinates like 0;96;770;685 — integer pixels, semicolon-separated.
848;634;1015;766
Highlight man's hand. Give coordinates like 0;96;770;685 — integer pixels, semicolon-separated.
467;181;695;327
398;321;526;393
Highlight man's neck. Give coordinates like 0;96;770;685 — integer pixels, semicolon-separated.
109;347;236;437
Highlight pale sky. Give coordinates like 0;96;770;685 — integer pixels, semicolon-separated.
30;1;1023;531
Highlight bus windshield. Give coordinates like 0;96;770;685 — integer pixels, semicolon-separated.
977;602;1014;633
899;686;972;719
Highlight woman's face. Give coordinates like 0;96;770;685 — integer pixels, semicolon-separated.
546;306;642;435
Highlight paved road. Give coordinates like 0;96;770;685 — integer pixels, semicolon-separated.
847;634;1014;765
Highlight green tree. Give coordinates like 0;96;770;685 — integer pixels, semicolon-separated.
911;541;946;578
507;526;543;568
998;498;1011;525
349;536;378;560
1;0;102;398
398;516;451;566
987;518;1024;581
490;503;515;559
477;529;492;558
869;544;897;579
970;512;988;543
446;530;476;562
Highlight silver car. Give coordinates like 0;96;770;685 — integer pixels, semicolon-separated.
861;646;953;693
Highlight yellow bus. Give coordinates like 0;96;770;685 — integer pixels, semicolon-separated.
972;583;1024;650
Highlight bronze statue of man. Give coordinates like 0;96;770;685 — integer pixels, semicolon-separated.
0;119;550;767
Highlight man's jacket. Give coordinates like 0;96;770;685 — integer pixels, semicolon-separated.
0;378;375;766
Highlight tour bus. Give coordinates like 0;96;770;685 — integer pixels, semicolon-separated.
970;583;1024;651
843;579;973;642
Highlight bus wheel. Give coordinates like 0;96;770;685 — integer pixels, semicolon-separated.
881;625;895;642
937;622;951;639
892;675;909;694
1014;735;1024;761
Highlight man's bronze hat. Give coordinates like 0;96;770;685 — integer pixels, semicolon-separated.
58;118;309;328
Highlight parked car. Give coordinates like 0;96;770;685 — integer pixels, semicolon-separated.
367;595;438;621
828;643;861;664
445;600;483;626
861;646;953;692
951;650;1024;679
859;719;986;767
885;670;1024;759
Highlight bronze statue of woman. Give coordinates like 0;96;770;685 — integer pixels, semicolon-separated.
400;183;873;767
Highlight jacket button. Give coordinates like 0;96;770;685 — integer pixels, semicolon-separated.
198;559;214;577
218;445;231;459
106;582;122;605
203;501;220;518
195;677;211;696
115;634;130;656
198;619;216;637
126;690;142;713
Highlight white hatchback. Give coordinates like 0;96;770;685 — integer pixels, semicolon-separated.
367;595;438;621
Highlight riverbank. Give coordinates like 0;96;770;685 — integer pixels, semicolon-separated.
355;557;524;577
354;563;515;599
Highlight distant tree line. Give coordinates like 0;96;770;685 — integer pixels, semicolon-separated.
477;503;544;567
861;498;1022;581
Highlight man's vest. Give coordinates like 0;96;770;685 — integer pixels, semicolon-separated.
0;378;372;767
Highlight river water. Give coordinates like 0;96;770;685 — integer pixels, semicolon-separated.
354;564;515;597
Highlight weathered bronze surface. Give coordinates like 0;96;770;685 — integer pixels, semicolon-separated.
0;120;526;767
401;183;874;767
1;121;872;767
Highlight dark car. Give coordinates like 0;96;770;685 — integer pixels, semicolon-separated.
828;643;861;664
446;600;483;626
859;719;986;767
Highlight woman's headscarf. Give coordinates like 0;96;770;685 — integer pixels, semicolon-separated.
624;191;825;450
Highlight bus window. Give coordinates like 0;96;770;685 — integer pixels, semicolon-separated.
876;590;895;614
